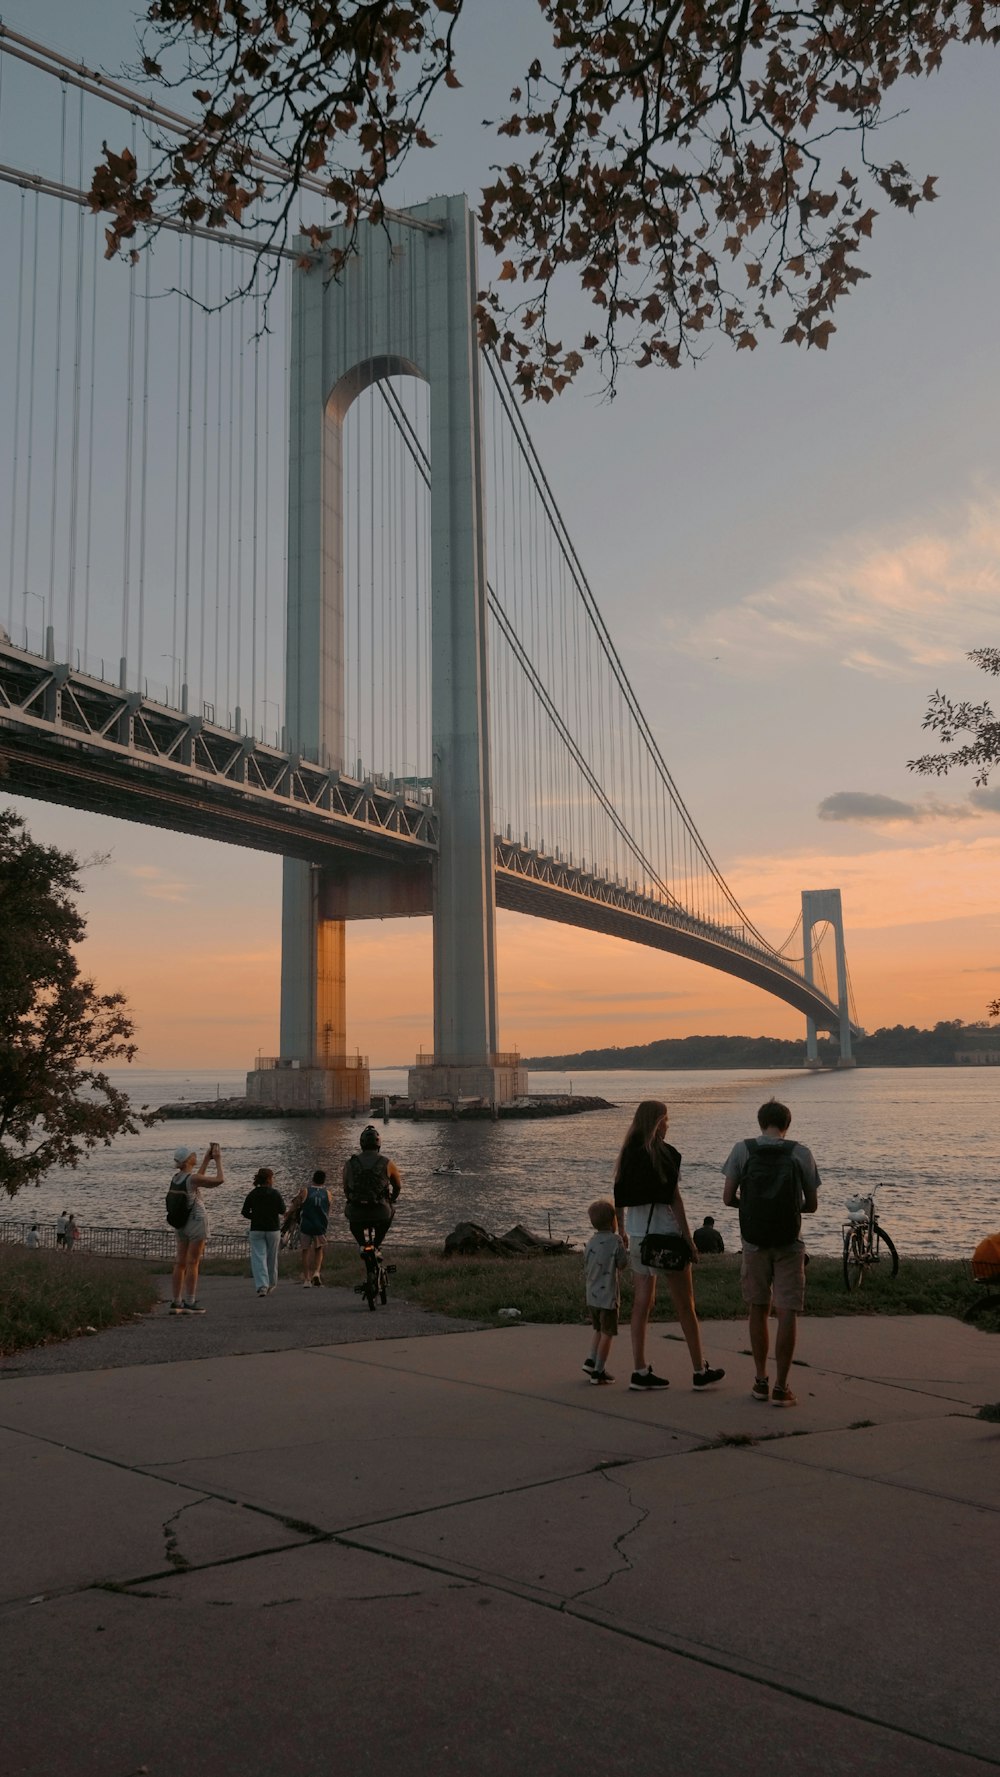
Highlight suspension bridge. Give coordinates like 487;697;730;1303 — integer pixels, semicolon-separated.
0;24;860;1109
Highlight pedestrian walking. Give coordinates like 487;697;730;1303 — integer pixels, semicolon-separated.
167;1143;225;1316
284;1171;332;1286
722;1099;820;1405
65;1215;80;1251
25;1224;40;1250
241;1168;286;1296
582;1198;628;1384
614;1100;725;1392
55;1211;69;1250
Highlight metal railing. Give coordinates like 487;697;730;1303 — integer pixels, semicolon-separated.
0;1220;253;1261
252;1055;369;1071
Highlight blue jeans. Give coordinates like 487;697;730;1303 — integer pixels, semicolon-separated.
249;1230;280;1291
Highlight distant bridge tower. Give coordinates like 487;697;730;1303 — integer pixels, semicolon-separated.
801;888;854;1067
249;194;525;1110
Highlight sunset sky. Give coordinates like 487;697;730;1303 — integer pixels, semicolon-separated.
3;3;1000;1068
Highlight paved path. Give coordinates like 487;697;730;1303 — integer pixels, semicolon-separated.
0;1307;997;1776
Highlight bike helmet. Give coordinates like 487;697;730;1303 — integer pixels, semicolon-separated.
359;1125;381;1151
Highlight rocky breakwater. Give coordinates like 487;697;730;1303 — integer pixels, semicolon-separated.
158;1093;614;1121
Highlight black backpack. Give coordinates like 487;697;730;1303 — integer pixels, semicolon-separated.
165;1172;193;1231
738;1140;803;1248
346;1153;391;1205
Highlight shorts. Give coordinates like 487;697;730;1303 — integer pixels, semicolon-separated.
623;1202;681;1277
589;1306;618;1336
741;1242;806;1312
299;1229;326;1248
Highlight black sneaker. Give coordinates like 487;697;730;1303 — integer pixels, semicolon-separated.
751;1377;770;1402
693;1365;725;1389
590;1370;614;1385
168;1300;184;1316
182;1302;206;1315
629;1368;670;1391
582;1357;597;1375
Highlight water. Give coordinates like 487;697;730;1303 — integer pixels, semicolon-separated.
10;1066;1000;1259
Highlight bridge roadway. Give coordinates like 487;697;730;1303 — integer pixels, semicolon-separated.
0;641;847;1030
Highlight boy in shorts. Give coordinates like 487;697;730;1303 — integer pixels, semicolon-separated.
583;1198;628;1385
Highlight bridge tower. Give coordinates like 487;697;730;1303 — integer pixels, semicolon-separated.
801;888;855;1068
249;195;525;1110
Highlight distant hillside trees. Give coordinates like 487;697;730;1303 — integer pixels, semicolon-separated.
524;1022;1000;1071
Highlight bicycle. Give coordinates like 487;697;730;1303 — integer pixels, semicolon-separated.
842;1184;899;1290
353;1224;396;1311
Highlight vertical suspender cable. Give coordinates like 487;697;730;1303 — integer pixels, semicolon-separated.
21;190;40;647
181;234;195;705
251;287;260;739
198;246;210;715
7;190;26;635
46;82;68;647
81;202;97;674
171;234;183;701
66;87;85;664
120;236;137;680
137;246;151;693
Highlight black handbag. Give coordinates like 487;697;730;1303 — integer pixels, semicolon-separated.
638;1202;691;1272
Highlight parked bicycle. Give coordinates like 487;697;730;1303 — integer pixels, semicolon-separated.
842;1184;898;1290
353;1223;396;1311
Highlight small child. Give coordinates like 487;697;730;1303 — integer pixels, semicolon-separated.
583;1198;628;1385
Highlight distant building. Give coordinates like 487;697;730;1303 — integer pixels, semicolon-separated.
954;1051;1000;1066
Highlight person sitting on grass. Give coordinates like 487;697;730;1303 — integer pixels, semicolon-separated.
582;1198;628;1385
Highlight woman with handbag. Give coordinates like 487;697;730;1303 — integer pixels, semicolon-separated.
613;1100;725;1392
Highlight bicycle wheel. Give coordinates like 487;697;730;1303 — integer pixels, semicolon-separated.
362;1260;378;1310
379;1273;388;1305
875;1226;899;1278
843;1231;864;1291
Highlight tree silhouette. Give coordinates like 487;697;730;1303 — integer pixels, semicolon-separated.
0;811;152;1198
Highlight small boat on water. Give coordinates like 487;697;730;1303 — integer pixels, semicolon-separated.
432;1161;463;1176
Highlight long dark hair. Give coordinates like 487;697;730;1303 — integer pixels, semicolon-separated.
252;1167;274;1189
613;1099;670;1186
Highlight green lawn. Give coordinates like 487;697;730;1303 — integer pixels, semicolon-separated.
191;1245;992;1329
0;1247;160;1356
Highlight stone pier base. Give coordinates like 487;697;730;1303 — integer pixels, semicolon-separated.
408;1060;528;1107
246;1059;370;1114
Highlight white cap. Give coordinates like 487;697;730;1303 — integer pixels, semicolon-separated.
173;1145;197;1167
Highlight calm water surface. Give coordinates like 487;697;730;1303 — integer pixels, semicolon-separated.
12;1066;1000;1258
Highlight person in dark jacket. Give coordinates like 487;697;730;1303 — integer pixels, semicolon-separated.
693;1216;725;1255
241;1167;286;1296
614;1100;724;1393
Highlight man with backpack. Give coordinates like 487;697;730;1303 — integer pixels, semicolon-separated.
342;1126;401;1252
284;1170;333;1287
722;1099;819;1407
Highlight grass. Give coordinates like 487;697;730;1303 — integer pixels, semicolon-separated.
0;1247;160;1357
179;1246;993;1330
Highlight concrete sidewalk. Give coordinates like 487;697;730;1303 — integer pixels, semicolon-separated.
0;1308;997;1775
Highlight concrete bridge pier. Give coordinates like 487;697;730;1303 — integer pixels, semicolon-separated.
802;888;855;1068
250;194;525;1112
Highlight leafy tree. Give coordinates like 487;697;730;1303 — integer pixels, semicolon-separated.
910;648;1000;1015
909;647;1000;786
0;810;152;1198
89;1;1000;396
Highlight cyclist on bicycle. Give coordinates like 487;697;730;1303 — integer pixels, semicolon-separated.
343;1126;401;1251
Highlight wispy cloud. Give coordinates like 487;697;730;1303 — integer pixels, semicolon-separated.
123;864;190;904
672;492;1000;679
818;790;979;825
